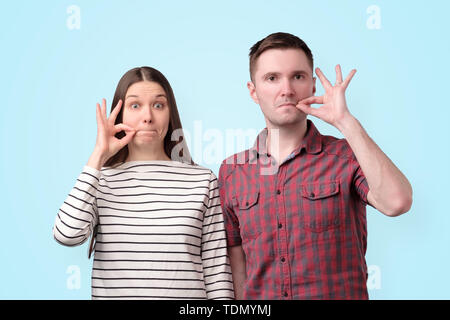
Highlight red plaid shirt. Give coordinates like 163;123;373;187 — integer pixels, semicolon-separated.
218;120;370;299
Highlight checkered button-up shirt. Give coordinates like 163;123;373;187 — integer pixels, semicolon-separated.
218;120;370;299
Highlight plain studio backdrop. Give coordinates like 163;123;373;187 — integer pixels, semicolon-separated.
0;0;448;299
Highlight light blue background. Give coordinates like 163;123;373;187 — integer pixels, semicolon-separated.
1;0;449;299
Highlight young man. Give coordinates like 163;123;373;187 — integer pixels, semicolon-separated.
218;32;412;299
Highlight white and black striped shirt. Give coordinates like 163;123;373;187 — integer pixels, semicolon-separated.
53;160;234;300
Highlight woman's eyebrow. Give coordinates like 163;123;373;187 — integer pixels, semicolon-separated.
125;94;167;100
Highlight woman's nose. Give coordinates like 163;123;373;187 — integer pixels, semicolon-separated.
143;106;153;123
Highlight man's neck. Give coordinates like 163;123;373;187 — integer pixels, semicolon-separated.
266;119;308;164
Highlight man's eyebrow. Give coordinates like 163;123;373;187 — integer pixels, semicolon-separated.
261;71;279;80
291;70;310;74
262;70;310;78
125;94;167;100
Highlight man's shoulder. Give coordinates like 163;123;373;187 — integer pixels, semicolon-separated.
320;134;356;161
219;149;253;181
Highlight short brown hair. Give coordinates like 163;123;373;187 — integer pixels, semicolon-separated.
249;32;314;81
104;66;192;167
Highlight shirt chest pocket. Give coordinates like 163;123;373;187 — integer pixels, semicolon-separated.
299;181;342;233
233;192;262;242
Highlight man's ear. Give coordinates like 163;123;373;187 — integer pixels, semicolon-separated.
247;81;259;104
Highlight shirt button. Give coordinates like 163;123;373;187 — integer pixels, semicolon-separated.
310;192;315;197
278;223;283;229
245;201;249;206
284;292;288;297
281;257;285;262
276;190;281;195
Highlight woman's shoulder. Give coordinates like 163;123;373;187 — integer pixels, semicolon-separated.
99;160;214;176
169;161;216;178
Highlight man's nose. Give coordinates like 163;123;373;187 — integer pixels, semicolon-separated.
280;79;295;97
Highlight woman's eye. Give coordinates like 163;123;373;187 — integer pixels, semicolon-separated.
131;104;139;109
154;103;163;109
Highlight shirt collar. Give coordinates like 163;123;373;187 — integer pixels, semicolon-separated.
249;119;323;163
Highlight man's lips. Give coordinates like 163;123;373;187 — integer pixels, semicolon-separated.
277;102;297;108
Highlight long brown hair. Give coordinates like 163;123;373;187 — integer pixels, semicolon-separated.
104;66;193;167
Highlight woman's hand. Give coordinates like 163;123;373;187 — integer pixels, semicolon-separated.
87;98;135;169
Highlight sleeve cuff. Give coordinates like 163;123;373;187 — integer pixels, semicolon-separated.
82;165;101;177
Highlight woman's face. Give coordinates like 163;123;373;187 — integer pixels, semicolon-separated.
122;81;170;148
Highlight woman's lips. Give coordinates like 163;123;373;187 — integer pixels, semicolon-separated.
136;130;158;136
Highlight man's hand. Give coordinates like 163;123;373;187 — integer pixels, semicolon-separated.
298;65;412;216
296;65;357;132
228;245;246;300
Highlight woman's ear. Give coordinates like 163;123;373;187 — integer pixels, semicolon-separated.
247;81;259;104
312;77;317;95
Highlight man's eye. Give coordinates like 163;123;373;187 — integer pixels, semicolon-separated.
131;104;139;109
154;103;164;109
295;74;304;80
268;76;276;81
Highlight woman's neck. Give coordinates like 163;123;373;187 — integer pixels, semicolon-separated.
126;144;171;162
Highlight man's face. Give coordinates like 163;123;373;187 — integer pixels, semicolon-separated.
248;48;316;128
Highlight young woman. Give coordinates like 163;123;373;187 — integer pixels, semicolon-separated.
53;67;234;300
